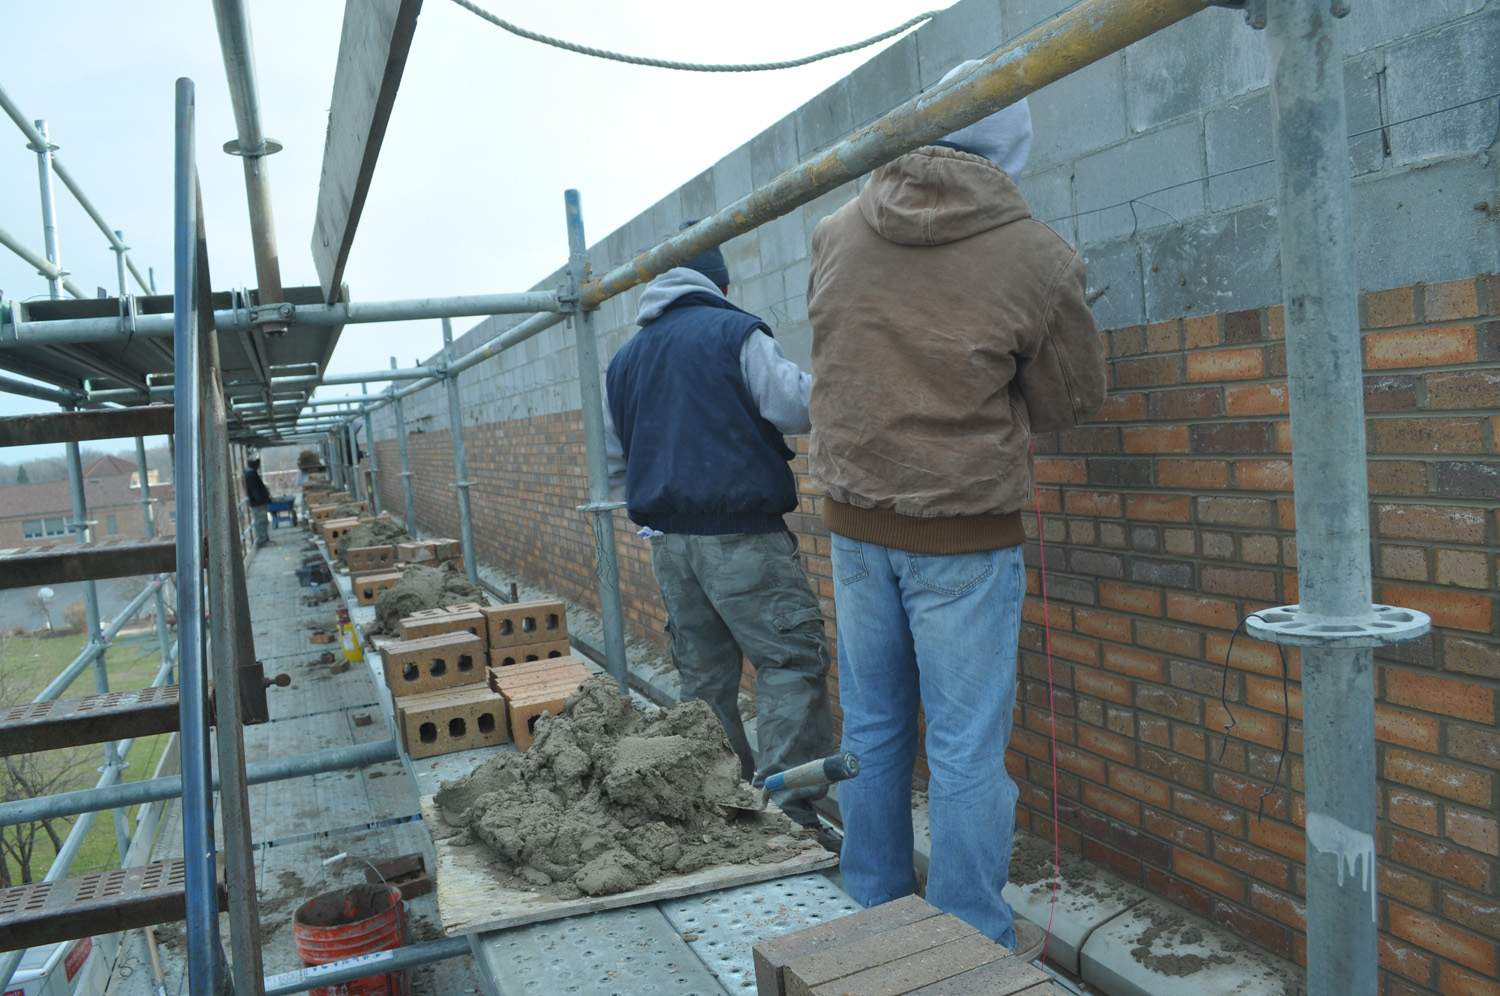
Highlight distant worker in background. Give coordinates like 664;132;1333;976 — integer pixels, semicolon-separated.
243;456;272;548
603;227;834;831
807;60;1106;955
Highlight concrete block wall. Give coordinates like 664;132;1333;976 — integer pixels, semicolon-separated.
361;1;1500;990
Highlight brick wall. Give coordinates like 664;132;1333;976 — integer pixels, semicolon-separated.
0;499;174;548
374;274;1498;992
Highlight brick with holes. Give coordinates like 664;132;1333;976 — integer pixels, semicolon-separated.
482;599;568;650
318;516;361;551
396;540;438;563
395;684;507;759
489;639;572;669
309;501;366;523
492;657;591;750
398;609;485;643
353;570;402;606
381;631;486;697
346;544;398;573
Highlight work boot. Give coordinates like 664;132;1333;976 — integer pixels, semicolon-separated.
1011;919;1046;963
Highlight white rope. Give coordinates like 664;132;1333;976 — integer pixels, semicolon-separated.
446;0;941;73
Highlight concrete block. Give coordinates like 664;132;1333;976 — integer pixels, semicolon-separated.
795;78;853;155
759;209;809;272
775;320;814;373
751;115;800;189
396;683;507;759
849;34;919;126
680;168;717;220
1026;55;1130;172
1344;0;1487;56
382;631;486;697
782;260;812;324
1124;11;1266;132
346;544;397;573
648;190;684;247
1383;8;1500;168
1017;162;1075;245
916;0;1005;88
714;144;754;207
1352;156;1500;295
723;229;763;283
489;639;571;669
1075;118;1205;245
353;570;402;606
753;896;940;996
1079;898;1302;996
1204;90;1276;213
801;182;858;242
482;598;567;649
1141;201;1282;322
399;609;485;643
1078;240;1145;330
741;271;785;317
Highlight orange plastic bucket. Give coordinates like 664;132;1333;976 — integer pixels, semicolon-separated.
292;883;410;996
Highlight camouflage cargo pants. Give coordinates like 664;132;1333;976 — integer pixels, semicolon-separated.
650;530;834;826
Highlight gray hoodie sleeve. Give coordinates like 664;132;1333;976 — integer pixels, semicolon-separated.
602;402;627;502
741;330;811;435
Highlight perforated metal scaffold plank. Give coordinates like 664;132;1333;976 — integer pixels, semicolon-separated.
0;860;224;952
0;684;179;755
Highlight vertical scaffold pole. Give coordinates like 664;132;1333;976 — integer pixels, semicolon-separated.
363;381;381;513
30;119;63;300
441;318;478;583
391;356;417;533
563;190;628;692
135;435;174;675
345;420;362;503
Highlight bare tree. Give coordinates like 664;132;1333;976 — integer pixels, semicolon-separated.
0;641;93;886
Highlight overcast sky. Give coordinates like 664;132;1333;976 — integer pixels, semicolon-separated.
0;0;935;464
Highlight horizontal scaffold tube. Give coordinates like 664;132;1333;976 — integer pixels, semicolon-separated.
1;291;565;347
0;738;400;827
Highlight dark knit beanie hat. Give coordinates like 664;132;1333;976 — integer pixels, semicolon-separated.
677;220;730;290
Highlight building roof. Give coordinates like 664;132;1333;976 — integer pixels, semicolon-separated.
83;454;138;478
0;474;175;519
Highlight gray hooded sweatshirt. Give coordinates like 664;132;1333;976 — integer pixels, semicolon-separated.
603;267;812;505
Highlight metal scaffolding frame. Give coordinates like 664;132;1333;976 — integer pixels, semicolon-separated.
0;0;1436;993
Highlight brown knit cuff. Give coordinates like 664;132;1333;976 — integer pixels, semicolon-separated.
822;499;1025;555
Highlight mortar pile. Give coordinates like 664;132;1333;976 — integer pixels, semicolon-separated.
434;676;803;899
341;518;409;556
370;564;481;635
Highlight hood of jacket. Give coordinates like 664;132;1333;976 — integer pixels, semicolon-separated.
636;267;728;325
856;145;1032;248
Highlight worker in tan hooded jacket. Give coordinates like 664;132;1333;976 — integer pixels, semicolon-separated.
807;60;1106;957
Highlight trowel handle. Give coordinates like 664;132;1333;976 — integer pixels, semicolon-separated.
763;752;861;792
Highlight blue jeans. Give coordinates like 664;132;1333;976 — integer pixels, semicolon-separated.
831;533;1024;947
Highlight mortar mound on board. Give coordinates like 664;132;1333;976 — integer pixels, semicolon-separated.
341;518;409;559
371;564;482;635
434;676;807;899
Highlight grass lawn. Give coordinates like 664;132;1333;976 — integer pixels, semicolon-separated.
1;629;174;885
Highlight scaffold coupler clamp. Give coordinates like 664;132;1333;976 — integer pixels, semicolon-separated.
1205;0;1349;29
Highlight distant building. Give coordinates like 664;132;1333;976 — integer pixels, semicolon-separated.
0;455;176;547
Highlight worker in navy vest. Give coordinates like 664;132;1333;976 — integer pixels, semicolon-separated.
604;231;834;830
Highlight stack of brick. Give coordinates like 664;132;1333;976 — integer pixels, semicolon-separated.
752;895;1060;995
395;538;465;573
387;604;504;759
478;598;583;749
488;656;590;751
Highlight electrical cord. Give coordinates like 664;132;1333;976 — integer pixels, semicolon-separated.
447;0;941;72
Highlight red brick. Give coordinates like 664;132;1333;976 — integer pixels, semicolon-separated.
1379;934;1436;986
1145;320;1182;352
1245;817;1305;863
1172;850;1245;901
1438;965;1500;996
1249;882;1305;930
1365;326;1478;369
1423;278;1481;320
1098;581;1162;617
1446;807;1500;857
1213;837;1290;889
1201;565;1278;601
1125;494;1192;522
1234;459;1293;491
1374;704;1442;753
1244;675;1301;717
1386;788;1440;835
1073;667;1132;705
1379;545;1429;582
1204;702;1284;750
1443;888;1500;941
1380;582;1494;634
1425;369;1500;410
1370;417;1486;454
1384;669;1495;724
1121;425;1190;454
1435;548;1490;589
1446;637;1500;682
1184;314;1219;348
1363;286;1416;327
1113;354;1183;388
1376;503;1488;544
1166;593;1239;630
1391;829;1494;892
1082;781;1141;826
1187;348;1265;382
1035;457;1087;484
1196;495;1274;527
1173;789;1242;834
1049;632;1101;666
1143;807;1210;854
1384;748;1492;807
1149;386;1223;419
1158;459;1229;489
1097;646;1163;683
1108;766;1171;808
1079;725;1136;765
1381;863;1436;911
1224;382;1288;416
1097;391;1148;422
1172;725;1207;760
1388;903;1497;976
1064;491;1123;518
1055;743;1108;783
